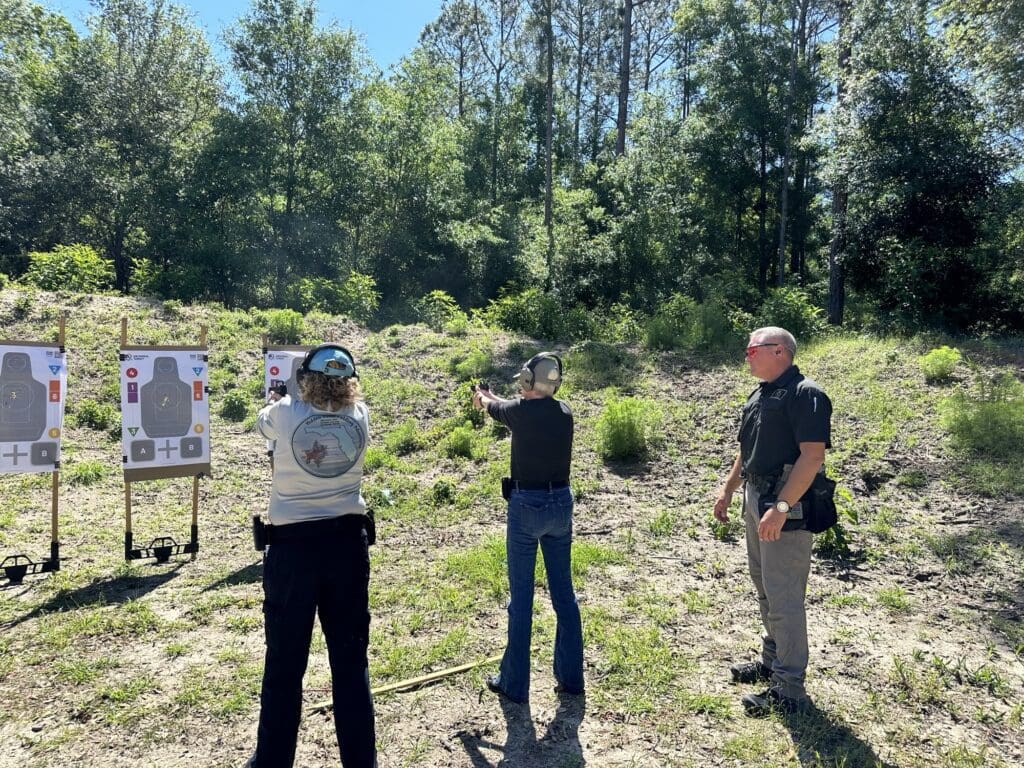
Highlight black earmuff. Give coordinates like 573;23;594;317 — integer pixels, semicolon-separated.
296;343;358;384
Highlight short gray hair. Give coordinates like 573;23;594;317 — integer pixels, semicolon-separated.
751;326;797;357
531;380;558;397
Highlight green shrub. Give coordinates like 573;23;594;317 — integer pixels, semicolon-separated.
753;286;826;341
478;288;596;341
285;273;379;322
941;373;1024;461
385;419;422;455
0;273;9;289
74;399;117;431
450;347;493;382
596;397;660;461
23;244;114;292
219;390;251;422
266;309;305;344
443;313;470;336
430;477;457;505
66;460;109;487
415;290;462;331
444;421;480;460
645;294;697;350
919;346;962;383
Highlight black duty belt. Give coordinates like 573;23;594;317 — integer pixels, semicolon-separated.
265;514;367;544
512;480;570;491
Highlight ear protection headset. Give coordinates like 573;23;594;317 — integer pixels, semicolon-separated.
516;352;562;393
296;343;358;384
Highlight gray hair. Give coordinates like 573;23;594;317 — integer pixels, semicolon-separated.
531;380;558;397
751;326;797;357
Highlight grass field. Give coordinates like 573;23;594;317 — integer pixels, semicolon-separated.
0;287;1022;768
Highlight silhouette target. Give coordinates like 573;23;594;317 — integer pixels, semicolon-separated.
0;352;47;442
140;357;192;438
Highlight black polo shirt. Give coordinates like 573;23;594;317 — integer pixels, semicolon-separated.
486;397;573;484
738;365;832;479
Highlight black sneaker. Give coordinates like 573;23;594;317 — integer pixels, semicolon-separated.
486;675;525;704
730;660;771;684
553;681;584;695
741;688;808;717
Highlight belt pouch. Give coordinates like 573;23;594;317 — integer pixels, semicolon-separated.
501;477;512;501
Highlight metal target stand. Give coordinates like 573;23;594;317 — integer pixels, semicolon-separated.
120;319;210;564
1;314;67;585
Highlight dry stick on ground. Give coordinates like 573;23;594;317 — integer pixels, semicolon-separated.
307;654;504;714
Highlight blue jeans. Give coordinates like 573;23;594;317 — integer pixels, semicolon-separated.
254;516;377;767
497;487;584;702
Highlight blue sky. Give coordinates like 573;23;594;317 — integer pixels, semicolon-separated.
44;0;444;70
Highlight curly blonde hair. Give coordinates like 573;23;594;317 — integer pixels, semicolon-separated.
298;373;363;411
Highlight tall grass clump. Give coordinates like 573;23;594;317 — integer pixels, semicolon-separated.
919;346;962;383
385;419;422;455
941;372;1024;494
73;399;118;431
596;397;660;461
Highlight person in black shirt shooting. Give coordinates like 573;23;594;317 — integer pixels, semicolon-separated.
472;352;584;704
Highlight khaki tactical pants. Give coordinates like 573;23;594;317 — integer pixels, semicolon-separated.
743;482;812;700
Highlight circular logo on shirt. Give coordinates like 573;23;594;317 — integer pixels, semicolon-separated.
290;413;366;478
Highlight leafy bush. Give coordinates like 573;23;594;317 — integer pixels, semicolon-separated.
919;346;962;383
753;286;826;341
416;290;462;331
430;477;457;505
645;294;697;350
596;397;660;461
0;273;9;289
285;273;379;322
941;373;1024;461
23;244;114;292
266;309;305;344
478;288;596;341
74;399;117;431
385;419;422;455
444;421;481;459
450;347;493;382
219;390;251;422
443;313;470;336
645;295;741;352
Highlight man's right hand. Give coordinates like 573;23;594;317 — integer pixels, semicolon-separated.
713;491;732;523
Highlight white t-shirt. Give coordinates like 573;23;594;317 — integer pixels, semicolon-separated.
256;396;369;525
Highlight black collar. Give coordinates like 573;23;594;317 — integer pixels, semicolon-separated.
760;365;800;393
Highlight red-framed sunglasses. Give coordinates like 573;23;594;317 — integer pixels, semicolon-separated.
744;343;780;358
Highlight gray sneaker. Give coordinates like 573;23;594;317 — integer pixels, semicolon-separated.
730;660;771;684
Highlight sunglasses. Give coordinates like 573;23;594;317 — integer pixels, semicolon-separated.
744;343;780;358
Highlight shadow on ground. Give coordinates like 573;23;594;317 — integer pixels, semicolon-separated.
2;563;184;628
457;691;586;768
783;700;896;768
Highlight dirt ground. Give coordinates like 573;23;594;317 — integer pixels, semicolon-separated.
1;292;1022;768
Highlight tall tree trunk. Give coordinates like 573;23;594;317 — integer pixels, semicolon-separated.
758;133;768;294
828;0;851;325
615;0;633;156
543;0;555;291
775;1;803;287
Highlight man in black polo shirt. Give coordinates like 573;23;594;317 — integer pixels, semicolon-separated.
713;326;832;716
472;352;584;704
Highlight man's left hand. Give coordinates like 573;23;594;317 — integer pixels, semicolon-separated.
758;507;787;542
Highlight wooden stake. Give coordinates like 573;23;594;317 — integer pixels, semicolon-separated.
307;654;503;714
120;317;128;348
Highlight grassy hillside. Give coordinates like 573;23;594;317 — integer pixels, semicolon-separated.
0;287;1022;768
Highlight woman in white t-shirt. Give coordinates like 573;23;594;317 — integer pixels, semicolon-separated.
248;344;376;768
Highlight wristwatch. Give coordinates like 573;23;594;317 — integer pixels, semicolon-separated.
776;500;791;515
